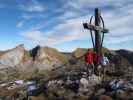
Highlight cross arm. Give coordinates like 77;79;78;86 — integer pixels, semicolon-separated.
83;23;109;33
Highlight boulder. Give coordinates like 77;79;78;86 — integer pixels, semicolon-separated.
99;95;112;100
95;88;106;96
116;89;128;100
80;78;89;88
88;74;102;86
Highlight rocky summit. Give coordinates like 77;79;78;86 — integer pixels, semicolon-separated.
0;44;25;68
0;45;133;100
0;45;69;81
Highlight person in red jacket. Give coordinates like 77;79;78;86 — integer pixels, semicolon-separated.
85;50;93;64
93;52;101;65
85;50;94;75
93;52;103;76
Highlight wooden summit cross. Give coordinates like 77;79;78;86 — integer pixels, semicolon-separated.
83;8;109;71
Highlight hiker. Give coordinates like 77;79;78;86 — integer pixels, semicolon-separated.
85;50;94;75
93;52;101;65
101;54;109;66
93;52;101;75
101;54;110;80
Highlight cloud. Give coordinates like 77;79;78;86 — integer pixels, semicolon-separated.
22;14;33;20
19;16;90;46
19;0;46;12
16;20;25;28
19;4;45;12
66;0;133;10
105;35;133;44
102;4;133;44
20;30;47;44
17;1;47;28
22;14;45;20
19;0;133;51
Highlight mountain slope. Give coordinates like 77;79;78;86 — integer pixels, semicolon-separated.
0;44;25;68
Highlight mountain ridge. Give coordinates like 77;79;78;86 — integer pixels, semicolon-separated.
0;44;132;81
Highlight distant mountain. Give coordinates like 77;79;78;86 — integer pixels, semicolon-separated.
116;49;133;65
0;45;132;81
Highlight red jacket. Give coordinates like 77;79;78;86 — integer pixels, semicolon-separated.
93;53;101;65
85;51;94;64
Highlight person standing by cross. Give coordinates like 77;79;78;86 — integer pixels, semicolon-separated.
85;49;94;75
83;8;109;75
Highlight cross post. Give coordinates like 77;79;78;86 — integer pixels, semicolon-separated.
94;8;101;58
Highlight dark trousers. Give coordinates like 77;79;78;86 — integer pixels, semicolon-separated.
86;63;94;76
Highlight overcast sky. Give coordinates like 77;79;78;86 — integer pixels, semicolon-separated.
0;0;133;52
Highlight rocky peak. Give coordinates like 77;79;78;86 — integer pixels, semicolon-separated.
32;46;68;70
0;44;25;67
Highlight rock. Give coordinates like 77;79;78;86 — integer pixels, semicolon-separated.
99;95;112;100
80;78;89;88
106;50;132;77
116;89;128;100
29;94;47;100
88;74;102;86
127;92;133;99
95;88;106;96
124;82;133;91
